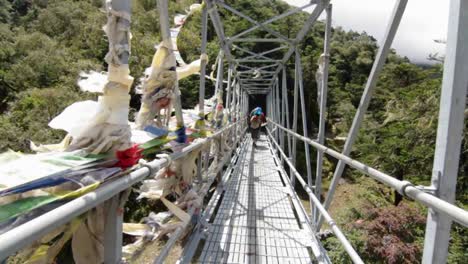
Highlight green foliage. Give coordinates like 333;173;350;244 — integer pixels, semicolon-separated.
0;0;12;23
0;87;91;151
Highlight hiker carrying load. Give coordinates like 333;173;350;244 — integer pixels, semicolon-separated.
249;107;266;147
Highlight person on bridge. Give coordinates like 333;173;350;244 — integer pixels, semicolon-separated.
249;107;266;147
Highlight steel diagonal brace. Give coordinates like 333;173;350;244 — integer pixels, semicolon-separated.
215;1;292;43
271;0;329;80
228;2;317;41
205;0;234;65
236;59;281;63
241;46;289;61
232;44;273;61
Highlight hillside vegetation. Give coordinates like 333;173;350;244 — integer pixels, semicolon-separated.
0;0;466;263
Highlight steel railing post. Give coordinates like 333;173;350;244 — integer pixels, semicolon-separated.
102;0;131;261
196;5;209;184
314;3;332;225
295;50;314;218
157;0;185;128
278;76;285;163
422;1;468;262
226;63;232;113
275;78;281;144
104;192;127;263
198;4;208;117
290;48;299;187
282;68;293;176
215;51;224;105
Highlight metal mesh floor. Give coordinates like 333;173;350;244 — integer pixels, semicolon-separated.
198;135;316;264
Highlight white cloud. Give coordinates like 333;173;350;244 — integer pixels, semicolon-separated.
284;0;449;63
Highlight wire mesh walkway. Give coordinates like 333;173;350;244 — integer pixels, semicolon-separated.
196;134;324;263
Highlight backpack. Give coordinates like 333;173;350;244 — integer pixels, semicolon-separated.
250;115;261;129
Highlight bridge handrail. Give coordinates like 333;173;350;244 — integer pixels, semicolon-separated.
267;119;468;228
266;128;364;264
154;126;248;264
0;121;244;261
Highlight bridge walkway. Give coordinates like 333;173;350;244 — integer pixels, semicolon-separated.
195;135;324;264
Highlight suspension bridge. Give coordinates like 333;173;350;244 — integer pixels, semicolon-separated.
0;0;467;263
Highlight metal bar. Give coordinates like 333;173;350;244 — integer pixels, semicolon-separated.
256;64;280;71
271;1;328;79
243;87;271;90
230;2;316;41
241;82;272;85
196;5;209;185
241;46;288;60
422;0;468;262
238;64;255;70
266;93;270;123
110;0;130;64
232;44;273;61
266;128;364;264
239;70;276;73
247;91;250;113
279;77;285;163
198;4;209;116
268;91;272;136
282;67;293;171
226;63;232;111
314;3;332;224
157;0;185;127
319;0;408;230
231;79;237;115
205;0;234;65
236;59;282;63
243;80;272;84
296;50;314;217
275;78;281;144
272;82;277;141
214;51;224;101
229;79;236;118
239;70;275;74
232;81;238;134
243;87;271;91
240;78;273;81
246;88;270;91
230;38;290;43
102;0;130;261
268;120;468;227
103;194;124;263
291;52;299;186
216;1;291;42
242;83;273;86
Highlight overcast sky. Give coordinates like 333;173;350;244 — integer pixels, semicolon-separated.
283;0;449;63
